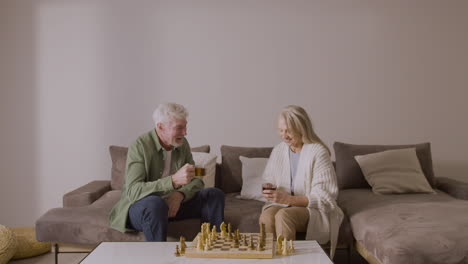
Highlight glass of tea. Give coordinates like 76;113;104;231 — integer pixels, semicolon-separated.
194;166;206;177
261;183;277;192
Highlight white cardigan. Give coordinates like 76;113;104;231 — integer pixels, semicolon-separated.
262;142;344;258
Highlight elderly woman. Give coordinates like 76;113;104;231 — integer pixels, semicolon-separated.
260;105;343;258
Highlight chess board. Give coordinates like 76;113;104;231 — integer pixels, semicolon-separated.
184;232;274;259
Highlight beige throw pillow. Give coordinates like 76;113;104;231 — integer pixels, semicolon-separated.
355;148;435;194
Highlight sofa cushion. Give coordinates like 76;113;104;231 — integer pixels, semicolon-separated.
338;189;468;264
355;148;434;194
191;145;210;153
224;193;265;233
109;144;210;190
334;142;435;190
219;146;273;193
437;177;468;200
36;190;201;243
239;156;268;202
192;152;217;188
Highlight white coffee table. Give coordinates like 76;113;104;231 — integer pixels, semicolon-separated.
81;241;332;263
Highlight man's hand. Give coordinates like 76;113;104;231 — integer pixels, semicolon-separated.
263;188;291;205
166;191;184;218
171;163;195;188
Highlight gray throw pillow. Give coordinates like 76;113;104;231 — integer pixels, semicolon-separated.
333;142;435;190
220;145;273;193
109;144;210;190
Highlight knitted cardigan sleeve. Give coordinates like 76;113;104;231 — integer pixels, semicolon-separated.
306;145;339;211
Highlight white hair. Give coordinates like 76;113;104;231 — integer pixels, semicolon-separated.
152;103;189;125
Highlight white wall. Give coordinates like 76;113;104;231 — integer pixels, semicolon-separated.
1;0;468;227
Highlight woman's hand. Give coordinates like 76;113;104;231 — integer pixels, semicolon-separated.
263;188;290;205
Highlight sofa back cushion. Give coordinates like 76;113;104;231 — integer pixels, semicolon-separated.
109;144;210;190
333;142;435;190
219;145;273;193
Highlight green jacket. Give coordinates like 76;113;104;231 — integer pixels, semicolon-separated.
109;129;204;232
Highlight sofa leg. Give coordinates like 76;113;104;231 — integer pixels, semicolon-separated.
54;243;59;264
347;243;351;264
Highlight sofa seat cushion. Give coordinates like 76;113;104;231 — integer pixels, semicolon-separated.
224;193;265;233
36;191;200;244
338;189;468;264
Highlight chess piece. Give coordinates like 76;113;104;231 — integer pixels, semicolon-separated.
211;225;217;238
197;237;204;251
204;238;211;251
201;223;206;240
220;222;227;238
231;239;237;248
203;223;211;242
206;223;211;237
289;240;295;253
228;223;232;234
242;235;248;246
282;239;289;256
262;223;266;240
256;238;264;251
232;236;239;248
248;234;255;250
276;235;284;255
174;245;181;257
180;236;187;252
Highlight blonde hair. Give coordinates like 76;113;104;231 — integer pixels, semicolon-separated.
279;105;331;155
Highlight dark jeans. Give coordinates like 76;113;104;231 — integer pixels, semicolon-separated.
127;187;225;241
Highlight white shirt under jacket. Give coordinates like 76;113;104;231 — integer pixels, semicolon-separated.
262;142;344;258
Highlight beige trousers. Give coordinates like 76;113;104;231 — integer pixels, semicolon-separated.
259;206;309;240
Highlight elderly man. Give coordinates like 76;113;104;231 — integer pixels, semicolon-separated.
109;103;225;241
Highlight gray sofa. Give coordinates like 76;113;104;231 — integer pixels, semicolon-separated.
36;145;352;247
334;142;468;264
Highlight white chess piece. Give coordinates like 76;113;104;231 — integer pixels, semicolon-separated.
289;240;295;253
282;239;289;256
276;235;284;255
197;238;203;251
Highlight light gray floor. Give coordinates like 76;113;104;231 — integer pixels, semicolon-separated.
8;253;87;264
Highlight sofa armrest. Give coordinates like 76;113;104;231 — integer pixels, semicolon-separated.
63;180;111;207
436;177;468;200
